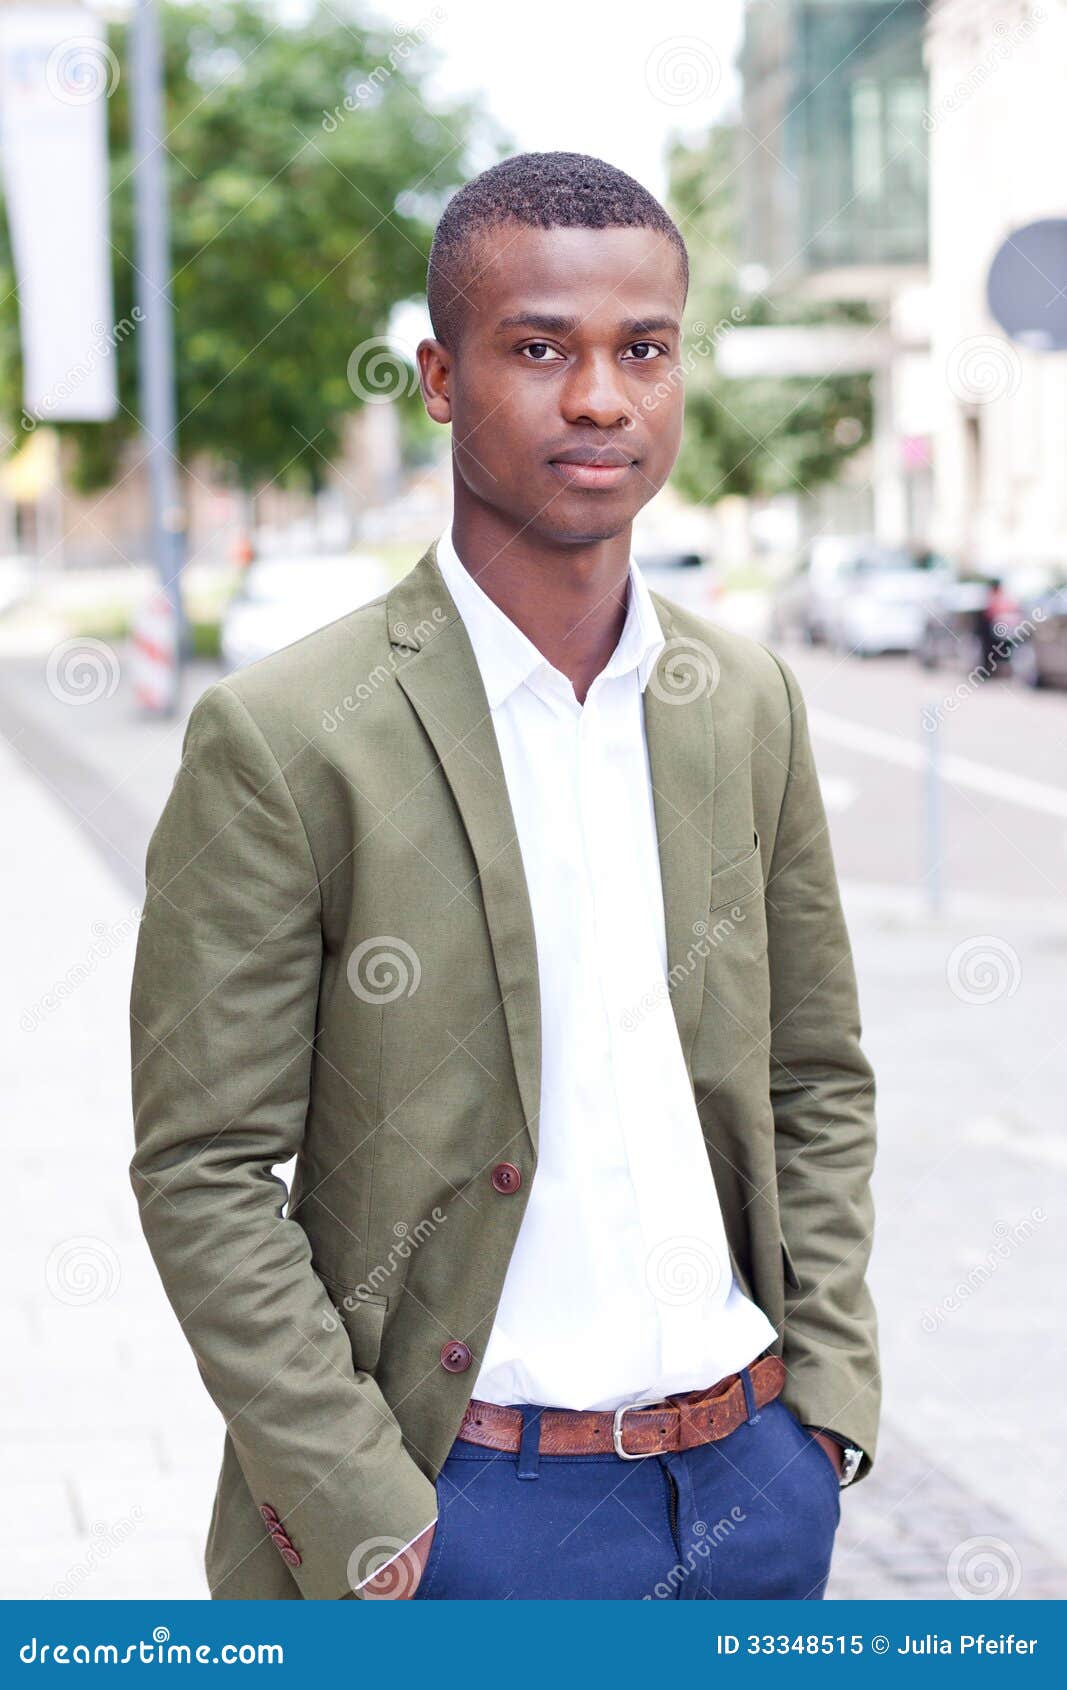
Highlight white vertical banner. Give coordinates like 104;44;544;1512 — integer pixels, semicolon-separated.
0;5;119;421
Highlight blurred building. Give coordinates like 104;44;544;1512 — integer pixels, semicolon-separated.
733;0;934;545
924;0;1067;575
741;0;929;298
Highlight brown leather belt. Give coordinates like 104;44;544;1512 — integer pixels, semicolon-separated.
457;1354;785;1459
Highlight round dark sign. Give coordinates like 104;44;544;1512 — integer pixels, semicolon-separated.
987;219;1067;351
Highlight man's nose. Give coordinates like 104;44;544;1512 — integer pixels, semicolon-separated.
559;354;635;430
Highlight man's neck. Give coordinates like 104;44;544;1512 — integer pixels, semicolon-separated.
450;509;632;706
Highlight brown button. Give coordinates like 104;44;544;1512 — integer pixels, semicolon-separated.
490;1161;521;1194
440;1339;472;1372
271;1531;294;1552
259;1504;280;1527
280;1546;302;1568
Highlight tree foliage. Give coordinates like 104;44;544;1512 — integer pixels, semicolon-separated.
667;126;873;505
0;1;493;490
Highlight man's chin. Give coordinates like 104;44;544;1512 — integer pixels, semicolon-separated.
526;503;640;549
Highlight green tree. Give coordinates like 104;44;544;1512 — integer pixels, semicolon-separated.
0;1;496;491
667;126;872;505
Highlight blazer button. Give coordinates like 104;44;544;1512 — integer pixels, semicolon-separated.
259;1504;280;1527
440;1339;472;1372
280;1546;302;1568
490;1161;521;1194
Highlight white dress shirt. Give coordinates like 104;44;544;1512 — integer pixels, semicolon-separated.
436;527;777;1410
356;529;777;1589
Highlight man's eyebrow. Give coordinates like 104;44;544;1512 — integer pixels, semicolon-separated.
494;312;580;335
493;312;681;337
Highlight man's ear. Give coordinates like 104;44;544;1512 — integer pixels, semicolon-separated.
417;339;452;425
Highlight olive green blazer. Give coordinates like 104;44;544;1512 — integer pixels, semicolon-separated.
129;539;879;1600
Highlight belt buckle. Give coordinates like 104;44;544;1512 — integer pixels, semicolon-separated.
612;1400;654;1459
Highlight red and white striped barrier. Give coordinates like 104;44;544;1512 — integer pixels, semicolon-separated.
131;588;179;715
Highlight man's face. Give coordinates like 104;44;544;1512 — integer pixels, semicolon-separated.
421;224;687;546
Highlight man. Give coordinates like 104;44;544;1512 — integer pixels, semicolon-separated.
130;152;879;1602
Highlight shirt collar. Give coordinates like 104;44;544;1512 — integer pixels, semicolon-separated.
434;526;665;710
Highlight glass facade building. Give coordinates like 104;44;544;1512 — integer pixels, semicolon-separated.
740;0;930;288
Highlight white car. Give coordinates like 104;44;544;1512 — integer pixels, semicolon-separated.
221;553;392;671
824;550;952;656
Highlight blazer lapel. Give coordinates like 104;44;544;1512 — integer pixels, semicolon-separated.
388;543;542;1157
385;550;718;1158
642;599;717;1073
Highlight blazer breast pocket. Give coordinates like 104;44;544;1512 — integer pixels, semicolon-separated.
708;831;763;914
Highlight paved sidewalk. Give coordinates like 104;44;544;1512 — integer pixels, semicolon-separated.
2;652;1065;1600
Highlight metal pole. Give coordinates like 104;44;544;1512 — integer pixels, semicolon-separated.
130;0;184;711
923;702;943;916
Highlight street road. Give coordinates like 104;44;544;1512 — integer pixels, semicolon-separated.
1;625;1065;1597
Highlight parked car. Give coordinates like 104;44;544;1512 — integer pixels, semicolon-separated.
769;535;872;646
1012;584;1067;688
771;539;949;655
221;552;392;671
916;564;1060;679
634;549;720;617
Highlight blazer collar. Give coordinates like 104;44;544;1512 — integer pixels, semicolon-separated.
432;524;666;710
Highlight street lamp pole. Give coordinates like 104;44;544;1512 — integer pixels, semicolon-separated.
130;0;184;712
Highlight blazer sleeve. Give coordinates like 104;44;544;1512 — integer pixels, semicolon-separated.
129;681;437;1597
763;654;881;1479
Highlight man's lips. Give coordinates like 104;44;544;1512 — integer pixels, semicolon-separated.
547;447;638;491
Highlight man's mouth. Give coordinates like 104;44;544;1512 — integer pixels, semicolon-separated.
548;446;638;491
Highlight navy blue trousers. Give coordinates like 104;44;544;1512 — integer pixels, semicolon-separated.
413;1369;841;1600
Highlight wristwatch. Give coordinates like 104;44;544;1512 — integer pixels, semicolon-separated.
810;1426;864;1487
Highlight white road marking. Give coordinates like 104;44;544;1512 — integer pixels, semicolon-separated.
809;710;1067;821
962;1114;1067;1171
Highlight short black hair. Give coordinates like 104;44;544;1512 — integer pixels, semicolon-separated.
427;150;689;349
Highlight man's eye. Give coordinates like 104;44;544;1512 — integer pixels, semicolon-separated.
521;342;564;362
626;342;664;361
